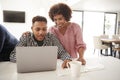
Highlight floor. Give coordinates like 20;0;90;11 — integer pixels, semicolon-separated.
84;48;120;59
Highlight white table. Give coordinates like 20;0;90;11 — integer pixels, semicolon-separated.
101;38;120;56
0;56;120;80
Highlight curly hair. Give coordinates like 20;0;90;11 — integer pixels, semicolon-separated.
32;16;47;24
49;3;72;21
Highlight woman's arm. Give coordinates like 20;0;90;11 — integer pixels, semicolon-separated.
77;47;86;65
73;23;86;65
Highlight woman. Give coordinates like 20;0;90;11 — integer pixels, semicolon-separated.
48;3;86;65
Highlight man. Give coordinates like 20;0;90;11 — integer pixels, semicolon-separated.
0;24;18;61
10;16;71;68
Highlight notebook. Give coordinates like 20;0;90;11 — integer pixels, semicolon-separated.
16;46;58;73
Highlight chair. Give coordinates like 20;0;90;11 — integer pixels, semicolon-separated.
93;36;109;55
112;35;120;59
100;34;109;39
100;34;110;47
113;48;120;59
112;35;120;47
112;35;120;39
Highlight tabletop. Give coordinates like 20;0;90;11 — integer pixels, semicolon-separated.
101;38;120;43
0;56;120;80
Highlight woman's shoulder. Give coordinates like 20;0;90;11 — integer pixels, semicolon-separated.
69;22;81;29
48;25;58;33
70;22;80;27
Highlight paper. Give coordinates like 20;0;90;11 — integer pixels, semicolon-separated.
57;59;104;77
81;63;104;72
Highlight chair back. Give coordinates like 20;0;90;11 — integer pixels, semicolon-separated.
100;35;109;39
112;35;119;39
93;36;102;48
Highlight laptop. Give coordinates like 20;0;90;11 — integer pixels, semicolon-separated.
16;46;58;73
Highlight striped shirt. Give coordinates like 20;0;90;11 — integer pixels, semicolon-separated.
10;32;71;62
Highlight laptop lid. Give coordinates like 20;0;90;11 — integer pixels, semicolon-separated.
16;46;58;73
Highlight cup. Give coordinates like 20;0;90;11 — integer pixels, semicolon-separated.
68;61;82;77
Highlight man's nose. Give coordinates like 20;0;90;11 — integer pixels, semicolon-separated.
38;30;43;34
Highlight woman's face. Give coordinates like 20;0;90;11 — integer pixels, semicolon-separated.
31;21;47;41
53;14;67;28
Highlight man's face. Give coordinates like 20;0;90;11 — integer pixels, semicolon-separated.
31;21;47;41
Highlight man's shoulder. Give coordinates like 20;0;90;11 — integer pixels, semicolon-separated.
45;32;58;41
46;32;55;37
46;32;53;35
20;32;32;39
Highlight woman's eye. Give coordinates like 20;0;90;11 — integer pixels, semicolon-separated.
35;28;40;31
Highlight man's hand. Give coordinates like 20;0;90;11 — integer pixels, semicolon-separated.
62;59;71;69
77;58;86;65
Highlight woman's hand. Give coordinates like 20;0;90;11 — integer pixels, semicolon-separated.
77;58;86;65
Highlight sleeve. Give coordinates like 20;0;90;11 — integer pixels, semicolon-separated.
48;26;56;36
0;28;6;53
10;35;28;62
74;24;86;51
48;26;52;33
51;34;72;61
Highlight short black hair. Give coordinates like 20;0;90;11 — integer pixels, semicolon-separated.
32;16;47;24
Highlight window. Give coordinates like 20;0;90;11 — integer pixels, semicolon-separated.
71;10;83;28
104;13;117;35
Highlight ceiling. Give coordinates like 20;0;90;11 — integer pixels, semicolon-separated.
70;0;120;12
50;0;120;12
1;0;120;12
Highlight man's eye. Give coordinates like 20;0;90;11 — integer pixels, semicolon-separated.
59;18;62;20
35;28;40;31
43;28;47;31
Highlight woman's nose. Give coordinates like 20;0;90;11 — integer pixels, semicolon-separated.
56;20;60;24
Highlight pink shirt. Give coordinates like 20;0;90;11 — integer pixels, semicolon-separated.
49;22;86;58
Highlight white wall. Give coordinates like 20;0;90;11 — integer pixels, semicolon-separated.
72;0;120;12
0;1;3;24
1;0;120;39
117;12;120;34
0;0;54;39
